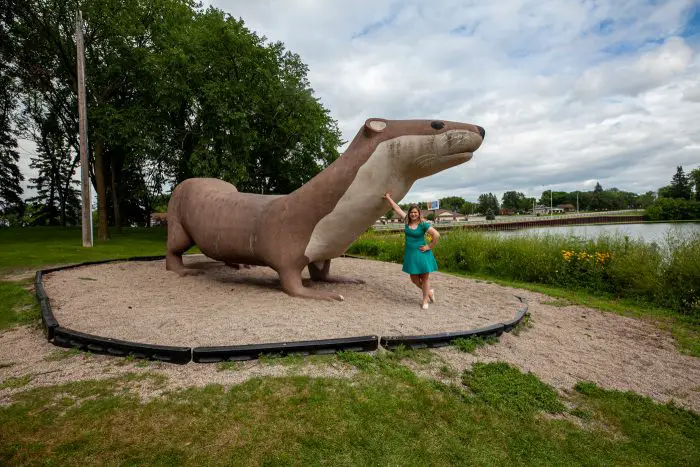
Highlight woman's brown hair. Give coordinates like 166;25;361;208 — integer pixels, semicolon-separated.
404;205;424;225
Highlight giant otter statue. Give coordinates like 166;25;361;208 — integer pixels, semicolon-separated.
166;118;485;301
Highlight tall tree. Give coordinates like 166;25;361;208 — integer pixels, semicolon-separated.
502;191;528;211
1;0;343;234
460;201;477;215
27;110;80;226
669;165;692;200
637;191;656;209
148;7;341;194
438;196;465;212
0;70;24;222
690;167;700;201
478;193;499;215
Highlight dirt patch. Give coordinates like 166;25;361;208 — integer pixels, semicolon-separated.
434;291;700;413
1;255;699;413
40;255;521;347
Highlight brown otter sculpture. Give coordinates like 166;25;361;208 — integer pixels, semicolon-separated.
166;118;485;301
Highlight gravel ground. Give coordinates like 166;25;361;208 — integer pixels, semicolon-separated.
1;255;698;413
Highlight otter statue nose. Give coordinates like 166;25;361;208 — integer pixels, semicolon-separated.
477;126;486;139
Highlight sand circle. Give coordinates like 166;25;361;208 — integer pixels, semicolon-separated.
41;255;524;347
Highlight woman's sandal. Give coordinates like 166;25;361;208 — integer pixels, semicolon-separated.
422;303;429;310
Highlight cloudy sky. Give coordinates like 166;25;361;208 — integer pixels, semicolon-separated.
203;0;700;203
15;0;699;204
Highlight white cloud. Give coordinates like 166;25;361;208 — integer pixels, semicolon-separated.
206;0;700;203
18;1;697;205
682;81;700;101
573;37;693;99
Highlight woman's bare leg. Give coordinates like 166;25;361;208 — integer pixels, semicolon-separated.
410;274;422;289
411;274;434;305
420;273;431;306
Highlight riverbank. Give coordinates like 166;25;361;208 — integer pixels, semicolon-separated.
349;228;700;322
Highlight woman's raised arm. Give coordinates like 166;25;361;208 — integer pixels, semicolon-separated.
383;192;406;219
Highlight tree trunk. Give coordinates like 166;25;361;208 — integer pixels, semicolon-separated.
110;155;122;233
94;139;109;240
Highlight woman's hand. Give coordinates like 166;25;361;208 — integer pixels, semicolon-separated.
419;245;431;252
384;192;406;219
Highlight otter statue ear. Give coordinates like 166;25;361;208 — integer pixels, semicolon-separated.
364;118;387;134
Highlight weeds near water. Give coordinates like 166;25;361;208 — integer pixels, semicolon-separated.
348;229;700;319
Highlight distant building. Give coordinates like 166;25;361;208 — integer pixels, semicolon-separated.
149;212;168;227
558;203;576;212
533;205;564;215
421;209;464;222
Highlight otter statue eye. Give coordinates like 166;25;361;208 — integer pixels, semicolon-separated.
431;121;445;130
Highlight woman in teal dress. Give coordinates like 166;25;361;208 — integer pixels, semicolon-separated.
383;192;440;310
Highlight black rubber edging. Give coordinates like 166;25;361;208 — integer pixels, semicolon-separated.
35;256;166;341
35;271;58;340
53;326;192;364
380;296;529;350
192;335;380;363
36;255;192;364
35;255;529;363
38;255;166;274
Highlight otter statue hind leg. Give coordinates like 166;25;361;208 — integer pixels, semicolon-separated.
279;267;345;301
307;260;365;284
165;219;204;276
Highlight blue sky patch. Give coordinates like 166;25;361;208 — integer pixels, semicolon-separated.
682;4;700;38
601;37;665;56
450;21;480;36
596;18;615;35
351;5;402;39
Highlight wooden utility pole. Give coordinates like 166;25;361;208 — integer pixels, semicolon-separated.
76;10;92;247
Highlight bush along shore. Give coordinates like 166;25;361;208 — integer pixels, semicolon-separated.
348;229;700;320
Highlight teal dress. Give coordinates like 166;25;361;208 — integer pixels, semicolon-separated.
402;221;438;274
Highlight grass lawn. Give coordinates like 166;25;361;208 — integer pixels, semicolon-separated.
1;226;699;465
1;354;698;465
0;226;200;276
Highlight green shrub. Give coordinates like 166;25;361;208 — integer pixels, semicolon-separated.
644;198;700;221
605;236;662;302
349;227;700;319
661;232;700;317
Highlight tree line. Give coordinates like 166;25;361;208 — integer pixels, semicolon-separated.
644;166;700;220
392;165;700;219
0;0;342;236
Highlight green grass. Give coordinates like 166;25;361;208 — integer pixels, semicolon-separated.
452;335;500;353
462;362;566;415
43;349;85;362
0;280;41;331
216;361;245;372
0;374;31;390
1;360;698;465
0;226;200;277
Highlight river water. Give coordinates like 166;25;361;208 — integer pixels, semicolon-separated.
493;222;700;244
